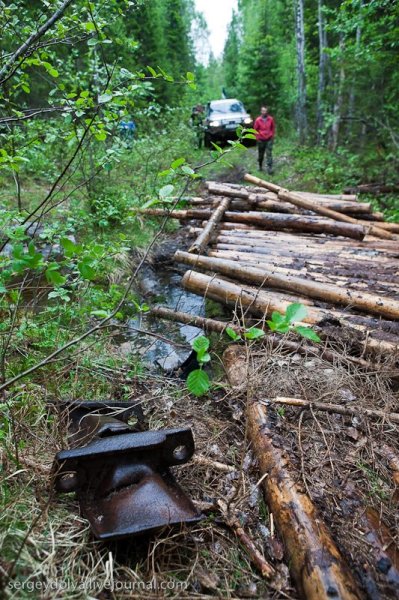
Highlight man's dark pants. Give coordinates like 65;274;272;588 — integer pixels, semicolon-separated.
257;139;273;171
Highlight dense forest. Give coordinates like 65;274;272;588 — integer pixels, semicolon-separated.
0;1;398;598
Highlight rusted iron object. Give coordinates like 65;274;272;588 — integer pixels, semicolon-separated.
52;401;202;539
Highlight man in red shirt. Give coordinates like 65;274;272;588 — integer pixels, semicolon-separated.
253;106;275;174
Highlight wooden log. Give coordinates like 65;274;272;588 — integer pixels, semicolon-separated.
267;397;399;424
189;197;230;254
294;191;358;202
181;271;399;355
150;306;381;371
140;208;366;240
244;174;394;240
213;181;359;202
356;507;399;592
246;402;362;600
175;252;399;320
205;183;370;214
359;221;399;233
181;270;322;322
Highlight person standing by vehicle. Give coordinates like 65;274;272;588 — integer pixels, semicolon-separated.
254;106;275;174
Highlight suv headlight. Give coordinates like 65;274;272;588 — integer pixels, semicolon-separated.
210;120;220;127
244;117;252;125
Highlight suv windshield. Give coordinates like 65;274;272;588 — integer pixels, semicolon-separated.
209;100;244;114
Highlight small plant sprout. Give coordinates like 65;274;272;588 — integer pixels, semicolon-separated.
186;335;211;397
225;303;320;343
267;303;321;342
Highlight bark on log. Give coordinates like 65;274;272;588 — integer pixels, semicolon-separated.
205;183;369;214
175;251;399;320
181;271;398;355
141;208;366;240
207;181;359;201
150;306;379;371
244;174;394;240
294;191;358;201
181;270;322;322
356;507;399;592
246;402;362;600
267;397;399;424
189;197;230;254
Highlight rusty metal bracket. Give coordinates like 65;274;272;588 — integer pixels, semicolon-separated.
52;401;202;540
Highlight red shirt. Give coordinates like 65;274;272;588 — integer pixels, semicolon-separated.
254;115;275;141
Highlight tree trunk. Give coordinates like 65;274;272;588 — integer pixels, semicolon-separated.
346;1;363;138
330;35;346;151
295;0;308;143
316;0;328;142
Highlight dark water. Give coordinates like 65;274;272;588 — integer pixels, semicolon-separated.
121;265;205;373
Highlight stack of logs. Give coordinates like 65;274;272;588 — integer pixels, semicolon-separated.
139;176;399;597
141;174;399;356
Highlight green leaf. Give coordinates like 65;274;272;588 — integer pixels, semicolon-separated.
271;311;285;324
181;165;195;175
60;237;80;257
197;349;211;364
45;263;66;286
83;21;96;32
91;309;109;319
95;131;107;141
159;184;174;199
98;93;113;104
171;157;185;169
147;66;158;77
295;326;321;343
285;303;308;324
78;260;96;280
225;327;241;341
244;327;265;340
186;71;195;82
187;369;210;397
192;335;210;353
267;320;290;333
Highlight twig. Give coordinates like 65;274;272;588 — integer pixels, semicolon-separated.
265;397;399;424
217;500;274;579
194;455;236;473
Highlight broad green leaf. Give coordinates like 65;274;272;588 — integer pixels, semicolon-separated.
244;327;265;340
181;165;195;175
271;311;285;324
192;335;210;353
91;310;109;319
285;303;308;324
95;131;107;141
61;237;80;256
159;184;174;199
295;326;321;343
45;264;66;286
225;327;241;341
78;260;96;280
147;66;158;77
197;349;211;364
98;93;113;104
187;369;210;397
171;157;185;169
